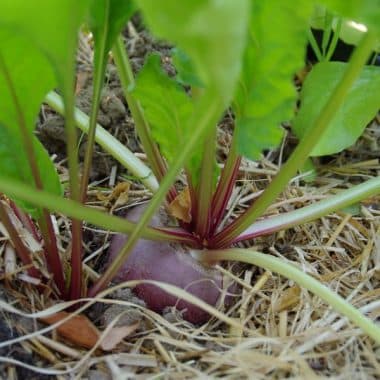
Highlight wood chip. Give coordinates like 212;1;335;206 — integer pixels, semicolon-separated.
168;187;192;223
39;311;100;349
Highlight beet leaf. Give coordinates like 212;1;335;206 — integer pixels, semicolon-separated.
233;0;311;160
293;62;380;156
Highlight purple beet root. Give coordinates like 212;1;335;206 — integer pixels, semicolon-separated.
107;204;234;324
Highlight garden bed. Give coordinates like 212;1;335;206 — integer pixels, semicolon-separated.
0;4;379;379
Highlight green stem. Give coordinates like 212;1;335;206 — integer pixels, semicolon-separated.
213;31;377;248
307;29;323;62
112;35;168;183
45;91;158;192
234;176;380;243
80;31;108;202
321;11;333;59
89;95;223;296
196;248;380;344
0;176;197;245
325;18;342;62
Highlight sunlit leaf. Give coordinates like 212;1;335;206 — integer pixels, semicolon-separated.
319;0;380;34
293;62;380;156
0;0;89;92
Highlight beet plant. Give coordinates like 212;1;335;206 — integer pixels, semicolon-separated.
0;0;380;343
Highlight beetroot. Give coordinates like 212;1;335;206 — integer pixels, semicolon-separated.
107;204;234;324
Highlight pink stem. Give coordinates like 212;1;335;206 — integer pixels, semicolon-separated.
69;220;83;300
210;156;241;235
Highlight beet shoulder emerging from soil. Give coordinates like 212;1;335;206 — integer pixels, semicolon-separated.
107;204;236;324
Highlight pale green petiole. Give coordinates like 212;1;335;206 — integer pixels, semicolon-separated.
0;176;196;244
235;175;380;243
44;91;159;192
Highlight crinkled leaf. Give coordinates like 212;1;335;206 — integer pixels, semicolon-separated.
293;61;380;156
136;0;250;106
133;54;196;164
234;0;311;160
319;0;380;34
0;124;62;218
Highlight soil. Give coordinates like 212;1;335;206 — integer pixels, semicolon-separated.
1;17;380;380
37;23;175;183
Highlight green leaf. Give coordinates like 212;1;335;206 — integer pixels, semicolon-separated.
300;158;317;183
292;62;380;156
0;29;61;218
0;30;55;133
342;203;361;216
0;124;62;218
87;0;136;64
135;0;249;196
311;7;380;50
319;0;380;34
0;0;89;92
234;0;312;160
133;54;219;184
136;0;250;106
0;0;90;206
171;48;203;88
133;54;195;165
